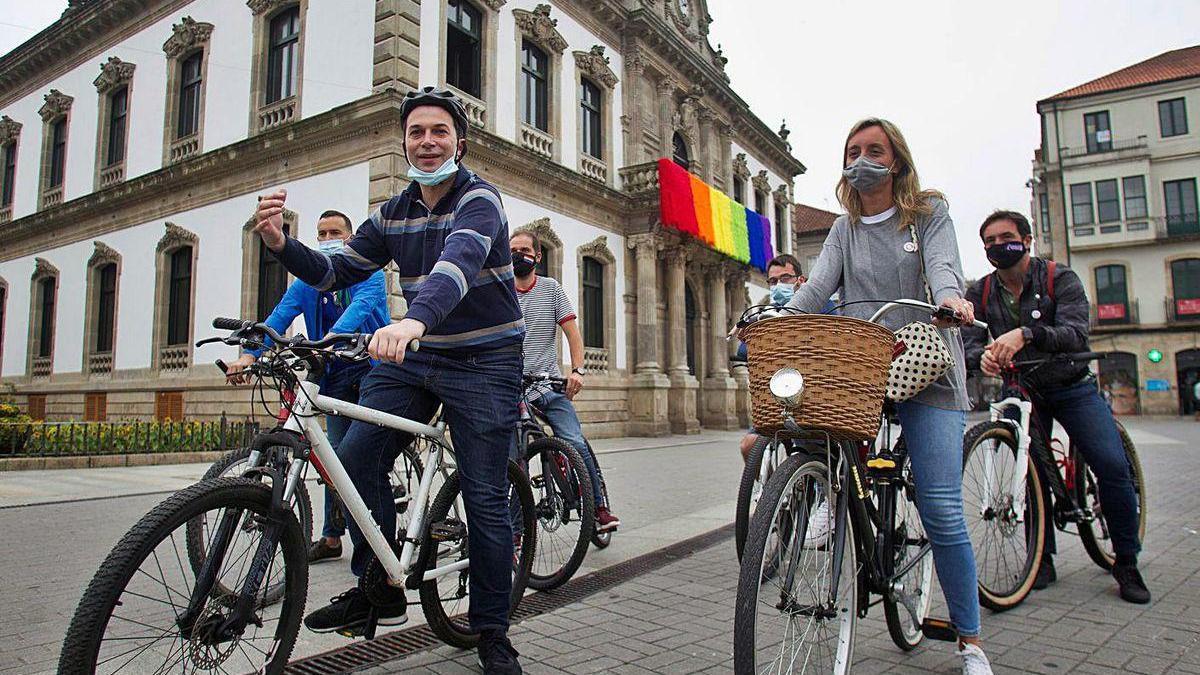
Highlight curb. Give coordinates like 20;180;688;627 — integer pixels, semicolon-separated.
0;450;227;472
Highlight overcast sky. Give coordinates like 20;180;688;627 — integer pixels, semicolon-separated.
3;2;1199;276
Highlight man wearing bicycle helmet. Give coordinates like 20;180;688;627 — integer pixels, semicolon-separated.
963;210;1149;604
254;86;526;672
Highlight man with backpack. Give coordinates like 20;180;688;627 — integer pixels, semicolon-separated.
962;210;1149;604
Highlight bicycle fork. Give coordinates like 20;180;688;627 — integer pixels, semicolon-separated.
987;397;1033;523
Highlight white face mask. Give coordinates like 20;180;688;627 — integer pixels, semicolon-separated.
317;239;345;254
407;156;459;186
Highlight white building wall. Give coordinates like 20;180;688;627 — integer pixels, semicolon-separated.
300;1;375;119
0;162;371;378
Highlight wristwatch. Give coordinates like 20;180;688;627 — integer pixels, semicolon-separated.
1020;326;1034;342
571;368;584;376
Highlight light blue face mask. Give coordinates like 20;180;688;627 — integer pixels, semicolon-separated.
407;155;458;186
317;239;345;254
770;283;795;305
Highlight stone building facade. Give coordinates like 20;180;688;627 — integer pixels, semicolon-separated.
1031;46;1200;415
0;0;803;436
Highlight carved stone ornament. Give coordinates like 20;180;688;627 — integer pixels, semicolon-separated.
156;222;199;253
93;57;136;94
163;16;214;59
714;43;728;71
480;0;506;9
513;4;568;55
578;235;616;264
88;241;121;268
733;153;749;179
574;45;618;89
673;95;699;143
752;170;770;194
32;257;59;281
513;216;563;251
38;89;74;122
247;0;293;16
773;183;791;208
0;116;21;144
626;50;646;76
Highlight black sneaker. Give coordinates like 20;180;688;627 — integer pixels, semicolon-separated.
477;629;522;674
1032;556;1057;590
307;539;343;563
1112;563;1151;604
303;587;407;634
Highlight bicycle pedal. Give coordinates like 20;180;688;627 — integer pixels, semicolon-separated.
430;517;466;542
921;617;959;642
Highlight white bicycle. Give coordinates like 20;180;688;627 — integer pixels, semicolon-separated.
60;318;536;674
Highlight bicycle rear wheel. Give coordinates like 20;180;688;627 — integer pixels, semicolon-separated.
187;445;312;606
733;453;855;675
735;436;773;561
418;460;536;649
962;421;1046;612
1076;421;1146;570
883;450;933;651
60;478;307;675
525;437;595;590
586;440;613;549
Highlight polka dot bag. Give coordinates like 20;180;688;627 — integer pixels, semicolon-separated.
887;321;954;402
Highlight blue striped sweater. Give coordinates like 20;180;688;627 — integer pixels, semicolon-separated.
275;166;525;351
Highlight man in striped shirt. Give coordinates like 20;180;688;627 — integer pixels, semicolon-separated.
511;231;620;532
253;87;524;673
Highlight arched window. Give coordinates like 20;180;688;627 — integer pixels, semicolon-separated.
154;223;198;370
1094;264;1129;325
1170;258;1200;320
672;132;689;170
27;258;59;378
167;247;193;346
581;256;604;348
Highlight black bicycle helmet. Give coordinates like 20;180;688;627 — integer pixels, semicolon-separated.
400;86;470;139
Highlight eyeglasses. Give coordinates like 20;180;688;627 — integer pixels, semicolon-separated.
767;273;798;285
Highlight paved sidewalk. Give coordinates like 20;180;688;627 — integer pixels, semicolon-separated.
358;418;1200;674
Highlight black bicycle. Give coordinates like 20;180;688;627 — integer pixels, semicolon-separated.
962;352;1146;610
518;373;596;590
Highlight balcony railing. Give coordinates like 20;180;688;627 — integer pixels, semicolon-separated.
1089;299;1139;329
1167;296;1200;323
169;135;199;163
98;163;124;188
159;346;190;371
1059;135;1148;160
88;352;113;375
519;124;553;160
1165;213;1200;238
619;161;659;195
582;347;609;374
31;356;52;378
579;153;607;184
257;97;296;132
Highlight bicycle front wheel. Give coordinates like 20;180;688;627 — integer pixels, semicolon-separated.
1076;421;1146;570
733;453;856;675
186;445;313;607
962;421;1046;612
735;436;773;561
417;459;536;649
525;437;595;590
60;478;307;675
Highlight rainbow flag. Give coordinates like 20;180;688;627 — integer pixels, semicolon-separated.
656;158;776;272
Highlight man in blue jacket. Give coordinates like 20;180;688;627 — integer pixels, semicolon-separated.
227;209;389;564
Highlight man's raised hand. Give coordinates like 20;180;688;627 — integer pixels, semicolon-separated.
254;188;289;252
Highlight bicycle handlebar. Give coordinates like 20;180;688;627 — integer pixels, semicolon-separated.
867;299;988;330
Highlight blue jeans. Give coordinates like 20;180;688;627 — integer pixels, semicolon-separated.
335;346;522;632
1033;377;1141;558
532;390;605;507
320;363;368;540
896;401;980;638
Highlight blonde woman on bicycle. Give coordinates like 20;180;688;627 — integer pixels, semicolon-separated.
787;118;993;675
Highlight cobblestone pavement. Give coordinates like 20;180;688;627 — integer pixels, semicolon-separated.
356;419;1200;674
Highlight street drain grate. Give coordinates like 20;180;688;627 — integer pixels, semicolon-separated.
284;523;734;674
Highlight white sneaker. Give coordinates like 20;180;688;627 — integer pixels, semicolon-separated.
957;643;994;675
804;496;830;548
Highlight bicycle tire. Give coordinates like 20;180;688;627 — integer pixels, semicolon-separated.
525;437;595;590
734;436;772;561
733;453;856;674
883;449;933;651
1076;421;1146;571
60;477;307;675
186;445;312;606
586;440;612;549
962;421;1046;612
418;460;536;649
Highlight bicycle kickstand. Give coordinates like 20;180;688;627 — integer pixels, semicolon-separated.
921;617;959;643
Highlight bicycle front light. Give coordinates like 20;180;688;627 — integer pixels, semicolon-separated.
768;368;804;409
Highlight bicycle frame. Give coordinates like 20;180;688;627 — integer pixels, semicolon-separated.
981;394;1034;522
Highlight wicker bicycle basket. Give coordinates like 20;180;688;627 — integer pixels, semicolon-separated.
742;314;895;440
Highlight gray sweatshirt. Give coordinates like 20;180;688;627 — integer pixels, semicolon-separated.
787;198;969;410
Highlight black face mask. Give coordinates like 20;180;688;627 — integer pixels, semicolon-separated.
512;253;537;277
986;241;1027;270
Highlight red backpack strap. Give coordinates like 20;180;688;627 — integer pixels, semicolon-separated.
981;273;993;320
1046;259;1057;301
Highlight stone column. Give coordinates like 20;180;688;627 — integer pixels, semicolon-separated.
717;120;733;191
697;108;715;183
657;78;676;158
702;264;738;429
626;51;646;164
626;234;671;436
665;248;700;434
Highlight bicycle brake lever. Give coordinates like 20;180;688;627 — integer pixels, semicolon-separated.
195;336;223;348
